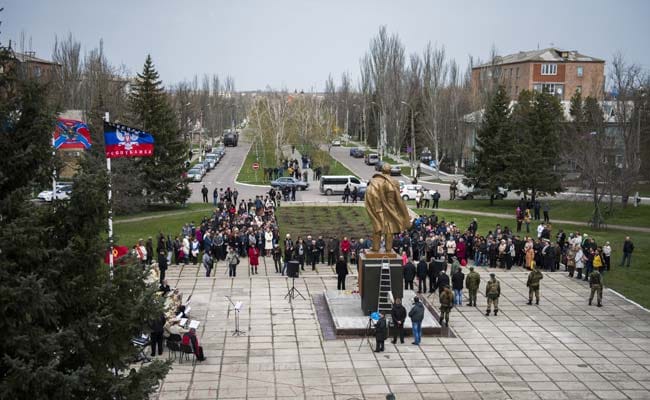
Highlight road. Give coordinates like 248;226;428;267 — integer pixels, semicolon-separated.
187;138;333;204
327;145;453;199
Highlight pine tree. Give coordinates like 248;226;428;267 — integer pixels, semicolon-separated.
509;90;564;201
465;85;513;205
128;55;189;205
0;45;170;398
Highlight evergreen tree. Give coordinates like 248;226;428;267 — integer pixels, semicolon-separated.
0;44;170;398
464;85;513;205
509;90;564;201
128;55;189;205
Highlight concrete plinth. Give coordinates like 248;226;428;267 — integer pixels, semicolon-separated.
359;252;403;315
322;290;443;336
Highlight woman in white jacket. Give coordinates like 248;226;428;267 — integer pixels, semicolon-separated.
264;227;274;256
574;245;585;280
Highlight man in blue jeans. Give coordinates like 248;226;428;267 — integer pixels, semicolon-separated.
408;297;425;345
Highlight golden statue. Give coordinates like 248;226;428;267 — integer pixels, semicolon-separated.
364;162;411;252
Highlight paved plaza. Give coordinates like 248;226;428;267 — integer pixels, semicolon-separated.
154;261;650;400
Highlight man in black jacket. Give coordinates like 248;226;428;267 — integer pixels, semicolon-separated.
621;236;634;267
403;259;416;290
374;313;387;352
452;268;465;306
391;298;407;344
437;270;450;295
282;234;294;276
149;313;166;357
335;256;348;290
416;257;428;293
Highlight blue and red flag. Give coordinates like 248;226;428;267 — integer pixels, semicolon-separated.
104;122;154;159
53;118;92;150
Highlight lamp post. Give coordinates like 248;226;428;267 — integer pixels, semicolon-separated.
401;101;419;178
370;101;385;160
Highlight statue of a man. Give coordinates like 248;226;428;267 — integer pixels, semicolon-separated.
364;163;411;252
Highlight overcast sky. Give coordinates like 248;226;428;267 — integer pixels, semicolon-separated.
3;0;649;91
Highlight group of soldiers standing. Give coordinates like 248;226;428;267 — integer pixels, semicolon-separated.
430;262;605;327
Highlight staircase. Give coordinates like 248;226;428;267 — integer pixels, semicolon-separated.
377;260;393;315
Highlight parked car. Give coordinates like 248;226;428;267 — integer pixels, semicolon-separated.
374;161;402;176
270;176;309;190
420;148;433;164
205;153;220;169
187;167;203;182
319;175;365;196
332;139;341;146
201;159;212;172
349;148;364;158
400;183;423;201
223;132;238;146
365;153;380;165
37;183;72;202
457;182;508;200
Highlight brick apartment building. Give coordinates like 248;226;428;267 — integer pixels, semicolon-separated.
472;48;605;101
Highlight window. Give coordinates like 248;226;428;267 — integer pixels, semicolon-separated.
516;67;520;78
541;64;557;75
515;86;519;96
534;83;565;98
576;85;582;94
33;66;42;77
577;66;584;77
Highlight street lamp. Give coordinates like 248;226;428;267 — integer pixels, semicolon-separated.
401;101;419;178
370;101;385;160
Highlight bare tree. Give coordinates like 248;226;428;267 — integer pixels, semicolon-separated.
422;42;447;178
609;52;644;206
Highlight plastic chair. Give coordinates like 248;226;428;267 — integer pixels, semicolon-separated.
179;343;196;365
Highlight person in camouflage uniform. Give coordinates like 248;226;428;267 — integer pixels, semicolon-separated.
485;273;500;316
465;266;481;307
439;285;454;326
589;269;603;307
526;266;544;305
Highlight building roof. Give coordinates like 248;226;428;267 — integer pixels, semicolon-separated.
12;51;60;66
474;48;604;69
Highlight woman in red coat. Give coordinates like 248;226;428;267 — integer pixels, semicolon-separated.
248;246;260;275
340;237;351;263
182;328;205;361
456;238;467;265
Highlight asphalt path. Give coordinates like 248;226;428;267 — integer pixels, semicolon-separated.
187;138;329;204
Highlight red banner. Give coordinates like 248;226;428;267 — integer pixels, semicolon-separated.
104;245;129;264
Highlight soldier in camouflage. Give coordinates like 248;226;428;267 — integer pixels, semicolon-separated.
589;269;603;307
526;266;543;305
465;266;481;307
485;273;500;316
439;285;454;326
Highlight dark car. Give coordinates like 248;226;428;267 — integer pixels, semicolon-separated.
375;161;402;176
349;148;364;158
420;149;432;164
270;177;309;191
223;133;238;147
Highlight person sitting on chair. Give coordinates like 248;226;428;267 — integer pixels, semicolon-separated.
182;328;206;361
176;304;189;319
164;318;188;339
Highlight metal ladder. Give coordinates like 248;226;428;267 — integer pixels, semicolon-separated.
377;259;392;315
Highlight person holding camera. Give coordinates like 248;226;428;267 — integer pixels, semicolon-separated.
390;298;407;344
374;312;387;352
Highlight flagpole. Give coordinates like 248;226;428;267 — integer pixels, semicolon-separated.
105;112;114;278
52;133;57;200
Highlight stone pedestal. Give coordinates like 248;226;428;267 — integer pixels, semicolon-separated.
359;251;403;315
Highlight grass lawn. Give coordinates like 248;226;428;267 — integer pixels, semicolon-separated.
113;207;216;249
276;206;371;241
410;208;650;308
114;203;214;221
301;144;357;177
435;199;650;228
237;138;277;185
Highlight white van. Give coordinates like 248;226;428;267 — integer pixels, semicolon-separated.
320;175;365;196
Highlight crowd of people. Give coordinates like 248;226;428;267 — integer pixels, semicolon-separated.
136;187;636;356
